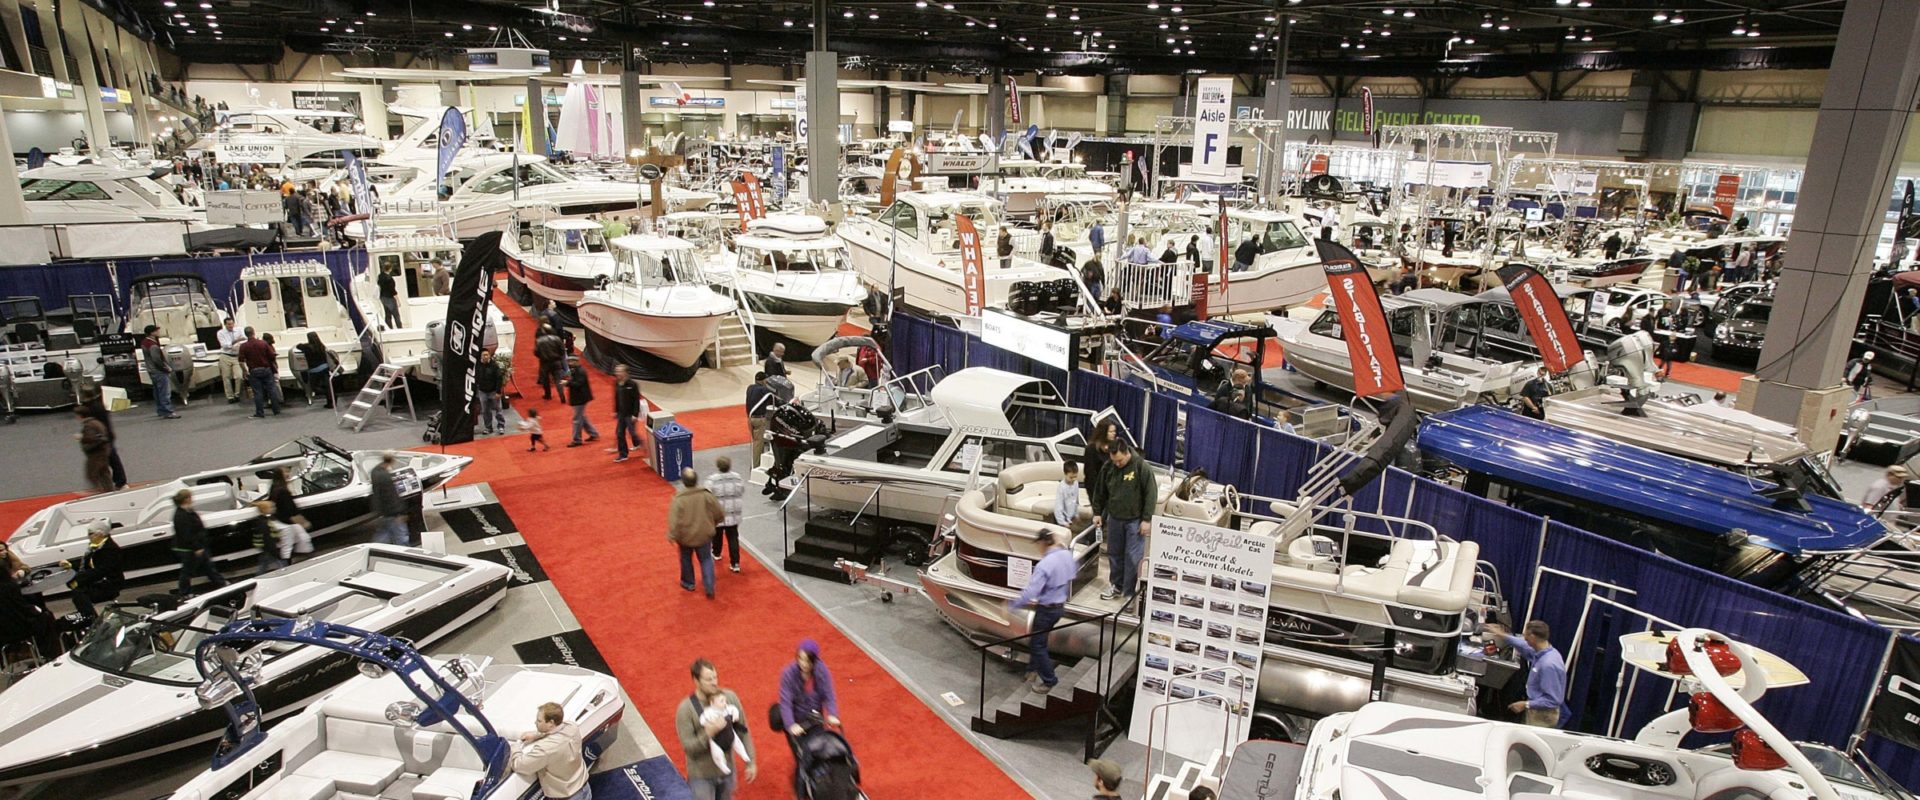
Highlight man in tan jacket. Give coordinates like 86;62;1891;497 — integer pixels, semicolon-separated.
669;467;726;599
511;702;591;799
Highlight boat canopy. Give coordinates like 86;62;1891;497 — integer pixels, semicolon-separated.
927;368;1067;439
1420;405;1886;555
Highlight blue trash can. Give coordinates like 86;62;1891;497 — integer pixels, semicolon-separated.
653;421;694;481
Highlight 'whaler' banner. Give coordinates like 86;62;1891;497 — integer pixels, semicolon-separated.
957;215;984;317
1496;264;1585;373
729;180;753;232
742;173;767;220
438;231;504;445
1316;239;1403;397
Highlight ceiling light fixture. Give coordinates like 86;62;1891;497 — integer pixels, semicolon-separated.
1462;36;1475;44
1381;7;1394;15
1480;14;1493;28
1070;8;1081;20
782;19;793;26
1731;19;1747;35
1380;24;1391;36
1497;16;1511;30
1575;0;1592;7
1158;22;1168;29
1565;27;1575;40
1747;24;1760;37
869;11;879;19
1652;10;1668;21
1339;39;1350;48
1044;6;1055;17
1146;1;1158;8
843;9;854;17
1670;10;1685;23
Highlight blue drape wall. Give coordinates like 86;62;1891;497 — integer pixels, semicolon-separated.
0;250;366;320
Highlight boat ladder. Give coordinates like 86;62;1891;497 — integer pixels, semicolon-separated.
339;362;416;432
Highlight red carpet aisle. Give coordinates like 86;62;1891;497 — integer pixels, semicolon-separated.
1666;360;1749;394
453;292;1030;799
0;492;81;538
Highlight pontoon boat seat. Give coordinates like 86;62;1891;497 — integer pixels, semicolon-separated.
1338;539;1478;613
994;462;1090;523
1250;521;1342;592
955;487;1071;562
1552;740;1695;800
1162;491;1231;528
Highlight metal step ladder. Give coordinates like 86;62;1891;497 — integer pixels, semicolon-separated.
339;363;417;432
711;313;755;368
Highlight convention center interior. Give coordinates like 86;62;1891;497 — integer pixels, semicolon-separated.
1;0;1919;798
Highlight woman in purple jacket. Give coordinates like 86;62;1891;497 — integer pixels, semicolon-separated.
778;639;841;739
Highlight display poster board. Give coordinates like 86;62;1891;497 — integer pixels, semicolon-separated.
925;154;989;174
1128;518;1272;764
292;90;363;114
1404;159;1493;189
205;190;284;225
1868;635;1920;749
980;309;1075;371
1713;173;1742;219
794;86;807;141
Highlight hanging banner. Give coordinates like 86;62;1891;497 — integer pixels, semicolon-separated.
1868;635;1920;750
1135;155;1150;193
1713;173;1742;219
437;231;504;446
217;143;283;164
1361;87;1375;136
794;86;808;141
729;180;753;232
1317;239;1404;397
1065;131;1083;153
1217;199;1230;307
1007;76;1022;126
742;173;767;220
957;215;985;317
343;150;377;238
1496;264;1585;374
435;106;467;192
1128;518;1272;764
1191;77;1233;180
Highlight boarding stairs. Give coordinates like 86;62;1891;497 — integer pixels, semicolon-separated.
1145;749;1231;800
710;314;755;369
972;655;1126;738
785;509;895;584
338;362;416;432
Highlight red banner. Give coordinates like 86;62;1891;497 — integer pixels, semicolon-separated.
1007;76;1022;126
1495;264;1585;374
1216;198;1230;309
729;180;753;232
742;173;767;220
1713;173;1741;219
1316;239;1403;397
1307;153;1330;175
957;215;984;316
1191;273;1209;320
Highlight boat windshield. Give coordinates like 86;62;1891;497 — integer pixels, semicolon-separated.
131;277;216;310
20;179;112;201
69;607;213;685
251;439;357;496
1696;742;1885;793
740;244;852;274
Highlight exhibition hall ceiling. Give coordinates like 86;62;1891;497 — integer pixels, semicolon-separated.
128;1;1844;73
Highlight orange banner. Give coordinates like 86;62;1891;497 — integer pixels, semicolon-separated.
1713;173;1741;220
957;215;984;317
730;180;752;232
1497;264;1585;373
742;173;767;220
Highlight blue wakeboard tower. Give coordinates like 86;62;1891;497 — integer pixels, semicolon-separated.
191;617;513;800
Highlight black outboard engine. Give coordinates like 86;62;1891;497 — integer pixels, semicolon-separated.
765;402;823;498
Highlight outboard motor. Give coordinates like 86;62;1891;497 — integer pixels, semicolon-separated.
764;402;823;498
1604;331;1658;416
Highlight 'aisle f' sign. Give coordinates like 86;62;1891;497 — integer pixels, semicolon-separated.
1191;77;1233;180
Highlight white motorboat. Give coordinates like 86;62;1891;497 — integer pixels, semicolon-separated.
0;544;510;785
502;214;618;307
1544;386;1844;497
1278;288;1539;413
979;158;1117;217
6;436;471;594
230;260;362;380
19;163;198;225
0;294;112;410
837;191;1078;320
192;107;384;173
350;150;715;240
710;214;866;346
1295;628;1907;800
576;232;736;373
348;232;514;383
125;272;225;397
169;655;622;800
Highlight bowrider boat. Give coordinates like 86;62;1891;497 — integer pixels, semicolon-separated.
575;232;736;377
709;214;866;347
1277;288;1539;413
348;233;513;383
230;260;362;381
6;437;471;594
1296;628;1909;800
837;191;1079;321
0;544;509;785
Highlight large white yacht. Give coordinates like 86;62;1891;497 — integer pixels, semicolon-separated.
191;106;384;174
574;233;736;374
978;158;1117;216
837;191;1077;320
708;214;867;346
348;152;715;240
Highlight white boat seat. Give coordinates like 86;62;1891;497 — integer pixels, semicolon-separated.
137;483;241;527
995;462;1088;522
295;748;403;794
415;765;488;800
956;488;1067;562
1338;539;1478;613
257;774;335;800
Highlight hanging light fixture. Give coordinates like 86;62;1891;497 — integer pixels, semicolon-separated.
1479;13;1494;28
1731;18;1747;35
1579;29;1593;41
1496;16;1511;30
1652;10;1668;21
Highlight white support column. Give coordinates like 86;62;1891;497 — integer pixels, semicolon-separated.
31;0;65;82
0;93;30;223
58;2;110;151
804;49;837;208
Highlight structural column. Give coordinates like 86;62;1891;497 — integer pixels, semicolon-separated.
986;68;1005;171
0;94;28;224
57;2;111;151
804;0;837;208
1104;74;1127;137
620;47;644;154
1258;12;1291;203
437;79;460;109
525;76;547;155
1744;0;1920;448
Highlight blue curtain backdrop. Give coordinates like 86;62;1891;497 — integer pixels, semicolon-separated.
0;249;366;322
875;313;1920;777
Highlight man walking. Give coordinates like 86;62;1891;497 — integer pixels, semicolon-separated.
566;359;599;446
676;658;757;800
535;325;567;402
140;325;180;419
1094;443;1153;602
511;702;592;800
171;489;228;596
1008;530;1076;693
611;365;646;463
669;468;726;599
745;372;776;468
370;453;409;546
1484;620;1567;727
216;316;243;403
708;456;746;573
474;346;506;435
237;326;281;418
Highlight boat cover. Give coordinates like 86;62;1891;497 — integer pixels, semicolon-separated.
1419;405;1885;554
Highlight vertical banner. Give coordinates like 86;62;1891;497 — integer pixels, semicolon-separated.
1496;264;1586;373
1316;239;1404;397
1361;87;1375;136
1216;197;1230;306
437;231;504;446
1006;76;1022;126
1065;131;1083;153
742;173;767;220
434;107;468;195
343;150;377;238
1128;518;1272;765
729;180;753;232
1713;173;1742;219
794;86;808;142
1894;180;1916;261
1191;273;1209;320
1868;636;1920;749
1191;77;1232;180
957;215;984;317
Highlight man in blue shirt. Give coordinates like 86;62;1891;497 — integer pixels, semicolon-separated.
1486;620;1567;727
1009;530;1077;693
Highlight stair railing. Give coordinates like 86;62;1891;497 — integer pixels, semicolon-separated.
1085;603;1147;760
971;599;1137;740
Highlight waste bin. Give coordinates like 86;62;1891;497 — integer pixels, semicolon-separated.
653;421;693;481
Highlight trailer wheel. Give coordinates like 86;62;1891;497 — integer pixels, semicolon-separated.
880;591;894;604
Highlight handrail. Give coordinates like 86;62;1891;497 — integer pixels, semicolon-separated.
974;598;1138;739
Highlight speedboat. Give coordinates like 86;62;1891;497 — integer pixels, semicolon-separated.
1543;387;1842;498
1277;288;1539;413
1295;628;1911;800
708;214;867;347
348;232;514;383
6;437;471;594
502;211;618;307
0;294;113;410
230;259;362;381
836;191;1079;321
126;272;225;398
169;649;622;800
575;232;736;376
978;158;1116;217
0;544;510;785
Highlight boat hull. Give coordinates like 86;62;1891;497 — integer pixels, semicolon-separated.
736;289;859;346
506;254;599;306
576;299;725;367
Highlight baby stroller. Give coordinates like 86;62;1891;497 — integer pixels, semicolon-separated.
793;726;865;800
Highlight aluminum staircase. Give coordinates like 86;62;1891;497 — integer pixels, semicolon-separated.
711;314;755;368
972;655;1131;738
338;362;416;431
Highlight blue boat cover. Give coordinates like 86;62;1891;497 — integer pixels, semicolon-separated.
1168;319;1268;346
1419;405;1886;555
